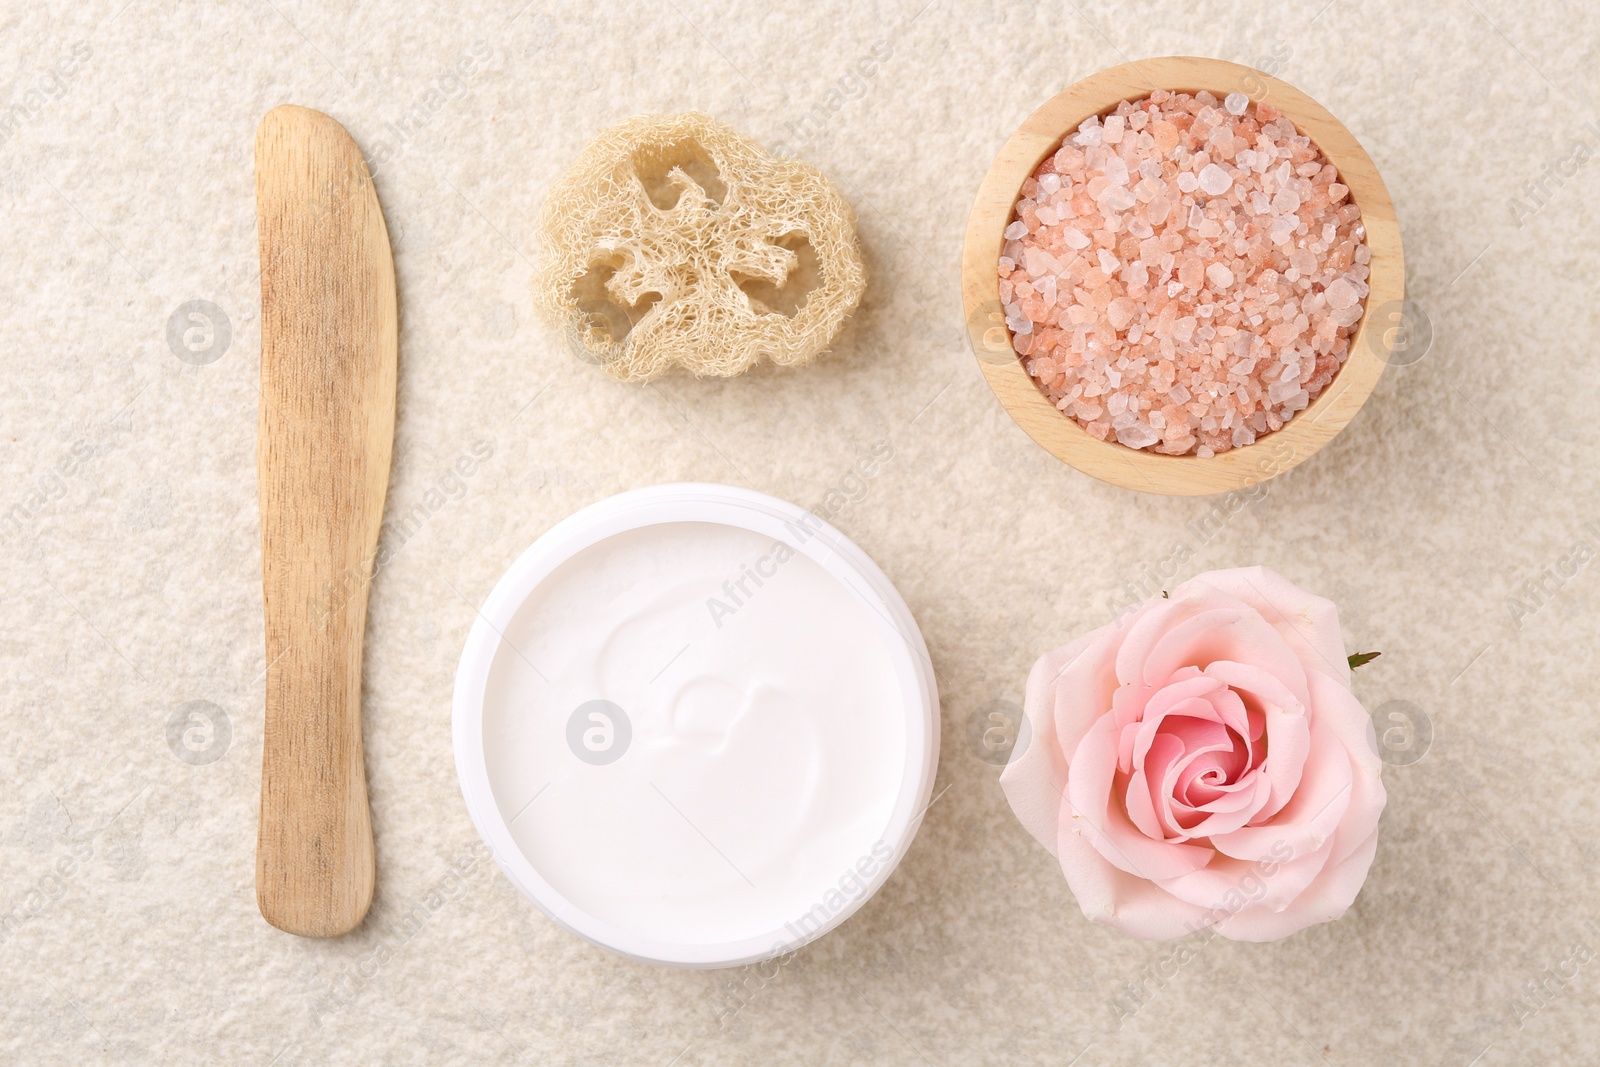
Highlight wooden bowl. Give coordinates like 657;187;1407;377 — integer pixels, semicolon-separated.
961;57;1403;496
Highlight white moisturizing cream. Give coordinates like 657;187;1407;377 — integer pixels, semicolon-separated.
453;484;938;967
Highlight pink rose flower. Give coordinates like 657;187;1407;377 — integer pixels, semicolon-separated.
1000;567;1386;941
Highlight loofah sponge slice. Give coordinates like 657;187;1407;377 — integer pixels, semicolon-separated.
534;112;866;382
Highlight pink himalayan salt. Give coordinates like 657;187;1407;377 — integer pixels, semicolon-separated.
999;89;1371;456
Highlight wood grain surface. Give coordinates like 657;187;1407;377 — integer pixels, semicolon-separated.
254;104;396;938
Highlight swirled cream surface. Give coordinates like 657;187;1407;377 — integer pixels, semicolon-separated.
481;521;905;944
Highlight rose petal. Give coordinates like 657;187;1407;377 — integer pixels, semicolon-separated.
1114;596;1218;683
1111;675;1158;736
1126;733;1184;840
1144;706;1230;763
1177;762;1258;809
1069;714;1212;879
1046;622;1128;756
1179;566;1350;686
1202;660;1310;822
1116;719;1142;775
1126;670;1226;770
1174;769;1270;839
1142;606;1312;714
1201;684;1252;743
1209;827;1381;941
1176;745;1252;806
1057;813;1215;940
1000;630;1106;856
1210;715;1352;862
1157;838;1332;917
1152;721;1238;834
1129;672;1243;772
1303;670;1387;864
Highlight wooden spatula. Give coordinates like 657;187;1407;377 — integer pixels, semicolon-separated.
255;105;396;938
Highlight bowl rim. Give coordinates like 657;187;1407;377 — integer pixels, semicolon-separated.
961;55;1405;496
450;482;941;968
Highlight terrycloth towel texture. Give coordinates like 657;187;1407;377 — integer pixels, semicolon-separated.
1;1;1597;1064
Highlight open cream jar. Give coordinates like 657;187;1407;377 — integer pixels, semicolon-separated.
452;483;939;967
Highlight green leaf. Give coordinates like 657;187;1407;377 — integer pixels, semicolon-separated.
1348;651;1381;669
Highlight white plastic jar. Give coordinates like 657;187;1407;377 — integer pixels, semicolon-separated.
452;483;939;967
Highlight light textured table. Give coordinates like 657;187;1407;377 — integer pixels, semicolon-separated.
2;1;1597;1064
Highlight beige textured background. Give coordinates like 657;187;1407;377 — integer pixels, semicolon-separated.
2;0;1597;1063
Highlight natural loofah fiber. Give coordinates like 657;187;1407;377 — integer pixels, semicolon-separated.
534;112;866;382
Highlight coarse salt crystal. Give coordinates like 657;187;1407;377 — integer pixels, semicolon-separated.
998;89;1369;457
1267;379;1299;403
1198;164;1233;196
1022;247;1053;277
1329;304;1364;327
1099;185;1137;211
1323;278;1358;309
1117;422;1162;449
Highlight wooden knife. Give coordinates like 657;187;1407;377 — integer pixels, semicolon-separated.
254;104;396;938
